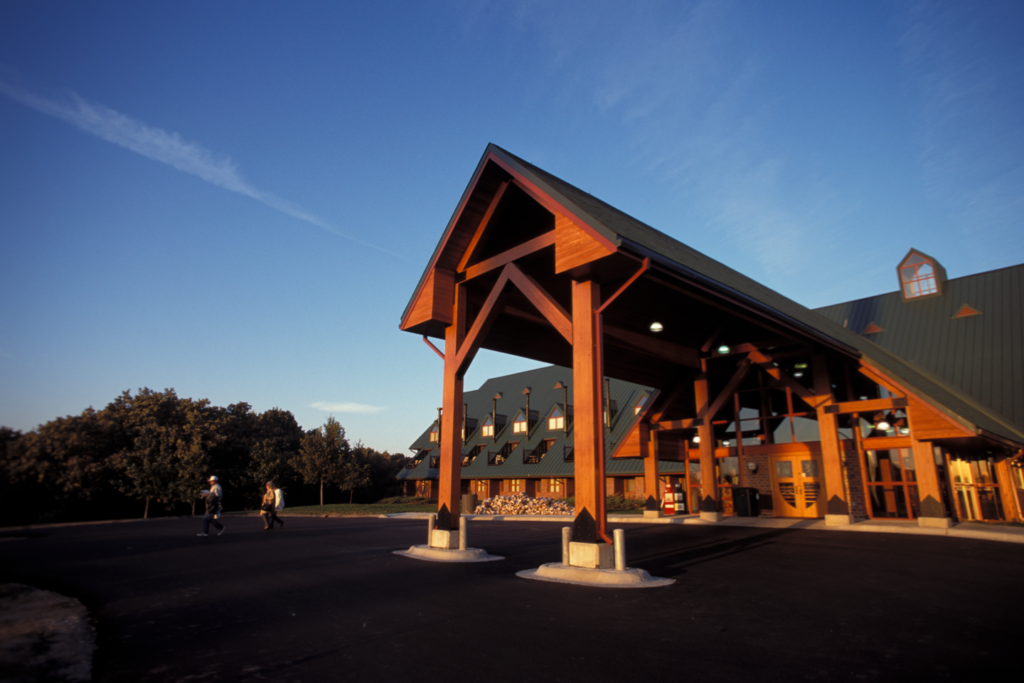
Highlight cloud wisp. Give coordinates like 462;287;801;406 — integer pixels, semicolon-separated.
0;76;407;259
309;401;388;415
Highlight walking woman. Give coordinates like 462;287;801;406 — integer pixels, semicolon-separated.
260;482;277;530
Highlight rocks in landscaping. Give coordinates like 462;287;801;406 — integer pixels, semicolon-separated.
473;493;573;516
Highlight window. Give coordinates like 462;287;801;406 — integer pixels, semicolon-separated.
634;395;648;416
549;406;564;431
548;478;562;493
538;438;556;456
510;479;522;492
481;416;494;438
900;253;938;299
513;416;528;433
429;422;439;442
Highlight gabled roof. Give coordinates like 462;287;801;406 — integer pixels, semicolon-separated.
402;144;1024;447
815;263;1024;436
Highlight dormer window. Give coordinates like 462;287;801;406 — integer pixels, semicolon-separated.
549;406;565;431
513;415;528;433
481;416;494;438
898;249;946;301
461;417;478;442
634;395;648;416
429;422;439;443
603;400;618;427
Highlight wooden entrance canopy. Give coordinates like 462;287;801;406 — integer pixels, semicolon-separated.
401;145;1024;539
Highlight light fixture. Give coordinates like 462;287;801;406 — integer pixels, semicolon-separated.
794;362;808;369
746;461;758;472
898;426;910;435
692;435;701;444
793;371;804;378
859;396;868;401
723;440;730;446
650;322;664;333
878;420;891;431
717;345;730;354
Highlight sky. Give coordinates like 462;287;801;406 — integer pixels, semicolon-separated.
1;1;1022;455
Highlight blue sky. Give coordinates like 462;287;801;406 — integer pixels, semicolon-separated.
1;1;1022;455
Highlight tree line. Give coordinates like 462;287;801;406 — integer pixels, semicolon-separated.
0;388;410;526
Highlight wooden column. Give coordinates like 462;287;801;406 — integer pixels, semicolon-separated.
813;355;851;524
436;284;466;531
909;437;950;525
693;374;719;517
571;280;604;543
643;424;660;512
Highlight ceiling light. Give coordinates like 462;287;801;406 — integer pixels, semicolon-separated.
878;420;891;431
692;435;701;444
717;345;730;354
794;362;808;369
793;371;804;378
650;322;664;333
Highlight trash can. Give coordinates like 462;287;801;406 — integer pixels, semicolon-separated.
461;493;478;514
732;487;760;517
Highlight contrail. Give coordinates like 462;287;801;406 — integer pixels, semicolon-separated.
0;76;407;260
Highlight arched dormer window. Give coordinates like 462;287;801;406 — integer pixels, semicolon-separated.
898;249;946;301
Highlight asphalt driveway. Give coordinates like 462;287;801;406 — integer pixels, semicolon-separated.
1;515;1021;682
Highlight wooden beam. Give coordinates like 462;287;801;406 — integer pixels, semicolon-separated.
461;231;556;282
694;374;719;514
700;359;752;422
455;267;512;377
823;397;909;415
504;263;572;344
457;180;510;273
422;335;444;360
813;354;849;518
652;418;697;431
748;349;818;406
603;325;701;368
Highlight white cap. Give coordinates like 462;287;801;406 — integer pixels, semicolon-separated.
208;475;218;482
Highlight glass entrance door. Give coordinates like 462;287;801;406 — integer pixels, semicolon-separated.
863;449;919;519
948;454;1004;521
770;455;822;517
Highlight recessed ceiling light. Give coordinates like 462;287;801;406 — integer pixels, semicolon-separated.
793;371;804;378
650;322;664;333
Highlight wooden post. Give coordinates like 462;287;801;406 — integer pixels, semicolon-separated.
693;374;720;520
571;280;604;543
643;424;660;513
436;284;466;533
909;437;950;527
813;355;852;525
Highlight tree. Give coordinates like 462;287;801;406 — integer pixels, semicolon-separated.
294;416;349;505
339;446;371;505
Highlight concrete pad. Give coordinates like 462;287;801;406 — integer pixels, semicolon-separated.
430;529;459;549
918;516;953;529
393;545;504;563
517;562;675;588
699;511;724;522
569;541;613;569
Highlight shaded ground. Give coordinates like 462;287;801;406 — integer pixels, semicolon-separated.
1;516;1021;682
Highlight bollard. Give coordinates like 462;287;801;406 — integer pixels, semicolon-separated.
459;519;467;551
562;527;571;565
427;514;436;545
613;528;626;571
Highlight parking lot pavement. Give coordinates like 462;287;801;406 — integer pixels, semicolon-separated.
2;516;1021;682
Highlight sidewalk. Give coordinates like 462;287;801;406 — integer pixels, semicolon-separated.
381;510;1024;545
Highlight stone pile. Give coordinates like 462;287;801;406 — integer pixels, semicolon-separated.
474;493;573;516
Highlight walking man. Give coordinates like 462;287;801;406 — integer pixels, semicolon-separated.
198;475;226;537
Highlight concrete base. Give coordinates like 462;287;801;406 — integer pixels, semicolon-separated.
393;545;503;563
517;562;675;588
825;514;854;527
699;511;724;523
430;529;459;549
918;516;953;529
569;541;613;569
643;510;665;519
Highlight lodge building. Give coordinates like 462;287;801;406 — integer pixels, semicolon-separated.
398;145;1024;537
